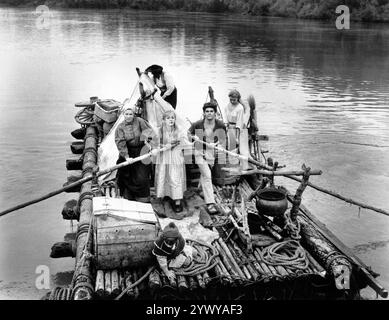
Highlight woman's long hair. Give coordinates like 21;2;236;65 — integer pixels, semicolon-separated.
159;110;180;144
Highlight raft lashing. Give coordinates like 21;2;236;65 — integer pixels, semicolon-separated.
45;99;387;301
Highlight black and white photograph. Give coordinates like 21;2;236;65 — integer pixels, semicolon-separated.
0;0;388;306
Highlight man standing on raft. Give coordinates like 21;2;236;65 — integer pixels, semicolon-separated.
188;102;227;214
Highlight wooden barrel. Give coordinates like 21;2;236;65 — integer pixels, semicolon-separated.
212;154;240;186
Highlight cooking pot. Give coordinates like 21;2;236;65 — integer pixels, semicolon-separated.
255;187;288;217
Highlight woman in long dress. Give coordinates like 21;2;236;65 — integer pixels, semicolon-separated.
224;89;251;169
114;108;155;202
154;110;187;213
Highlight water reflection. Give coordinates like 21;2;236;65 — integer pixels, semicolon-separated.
0;8;388;299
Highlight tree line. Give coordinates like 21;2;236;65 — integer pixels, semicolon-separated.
2;0;389;22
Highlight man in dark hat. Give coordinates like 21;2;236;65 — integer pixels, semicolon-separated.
152;222;187;282
145;65;177;109
188;102;227;214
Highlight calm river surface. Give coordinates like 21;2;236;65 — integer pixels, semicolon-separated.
0;8;388;299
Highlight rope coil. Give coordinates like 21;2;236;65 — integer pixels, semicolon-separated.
258;240;309;272
172;239;219;276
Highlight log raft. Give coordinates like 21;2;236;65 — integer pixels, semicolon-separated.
46;92;386;300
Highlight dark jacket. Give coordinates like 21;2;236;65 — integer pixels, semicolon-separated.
152;234;186;260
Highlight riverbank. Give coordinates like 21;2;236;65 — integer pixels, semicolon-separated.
2;0;389;22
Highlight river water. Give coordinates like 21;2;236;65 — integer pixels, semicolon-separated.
0;8;388;300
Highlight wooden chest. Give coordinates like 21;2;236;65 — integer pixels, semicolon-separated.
93;197;160;270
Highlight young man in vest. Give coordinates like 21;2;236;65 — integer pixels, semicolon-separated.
188;102;227;214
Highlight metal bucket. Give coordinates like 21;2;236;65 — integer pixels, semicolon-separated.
255;187;288;217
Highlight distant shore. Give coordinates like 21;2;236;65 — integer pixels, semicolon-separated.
1;0;389;23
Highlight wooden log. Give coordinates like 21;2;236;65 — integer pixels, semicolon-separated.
251;234;277;245
137;268;147;293
226;243;252;280
71;127;86;140
298;216;353;290
132;270;140;298
149;270;162;293
63;175;83;193
73;126;97;301
64;232;76;242
253;249;273;277
111;270;120;296
95;270;105;297
104;271;112;297
240;194;252;251
66;158;83;171
256;214;283;234
50;241;75;258
118;272;124;291
267;265;280;277
261;222;283;242
304;249;326;276
275;266;289;277
290;165;311;222
202;272;211;286
61;199;79;220
111;187;117;198
196;274;206;289
124;272;135;298
70;142;85;154
216;239;246;279
188;276;198;291
214;256;232;285
228;239;259;280
249;254;266;277
177;276;188;293
213;242;238;279
289;192;388;298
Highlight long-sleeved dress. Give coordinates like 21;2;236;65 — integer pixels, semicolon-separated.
154;127;187;200
114;117;155;200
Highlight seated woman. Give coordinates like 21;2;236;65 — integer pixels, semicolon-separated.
154;110;188;213
114;108;156;202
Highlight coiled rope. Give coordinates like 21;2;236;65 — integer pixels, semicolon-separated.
172;239;219;276
258;240;309;272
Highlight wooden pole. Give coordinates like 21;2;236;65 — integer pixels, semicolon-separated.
191;137;389;217
222;168;322;176
0;145;171;217
285;175;389;217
